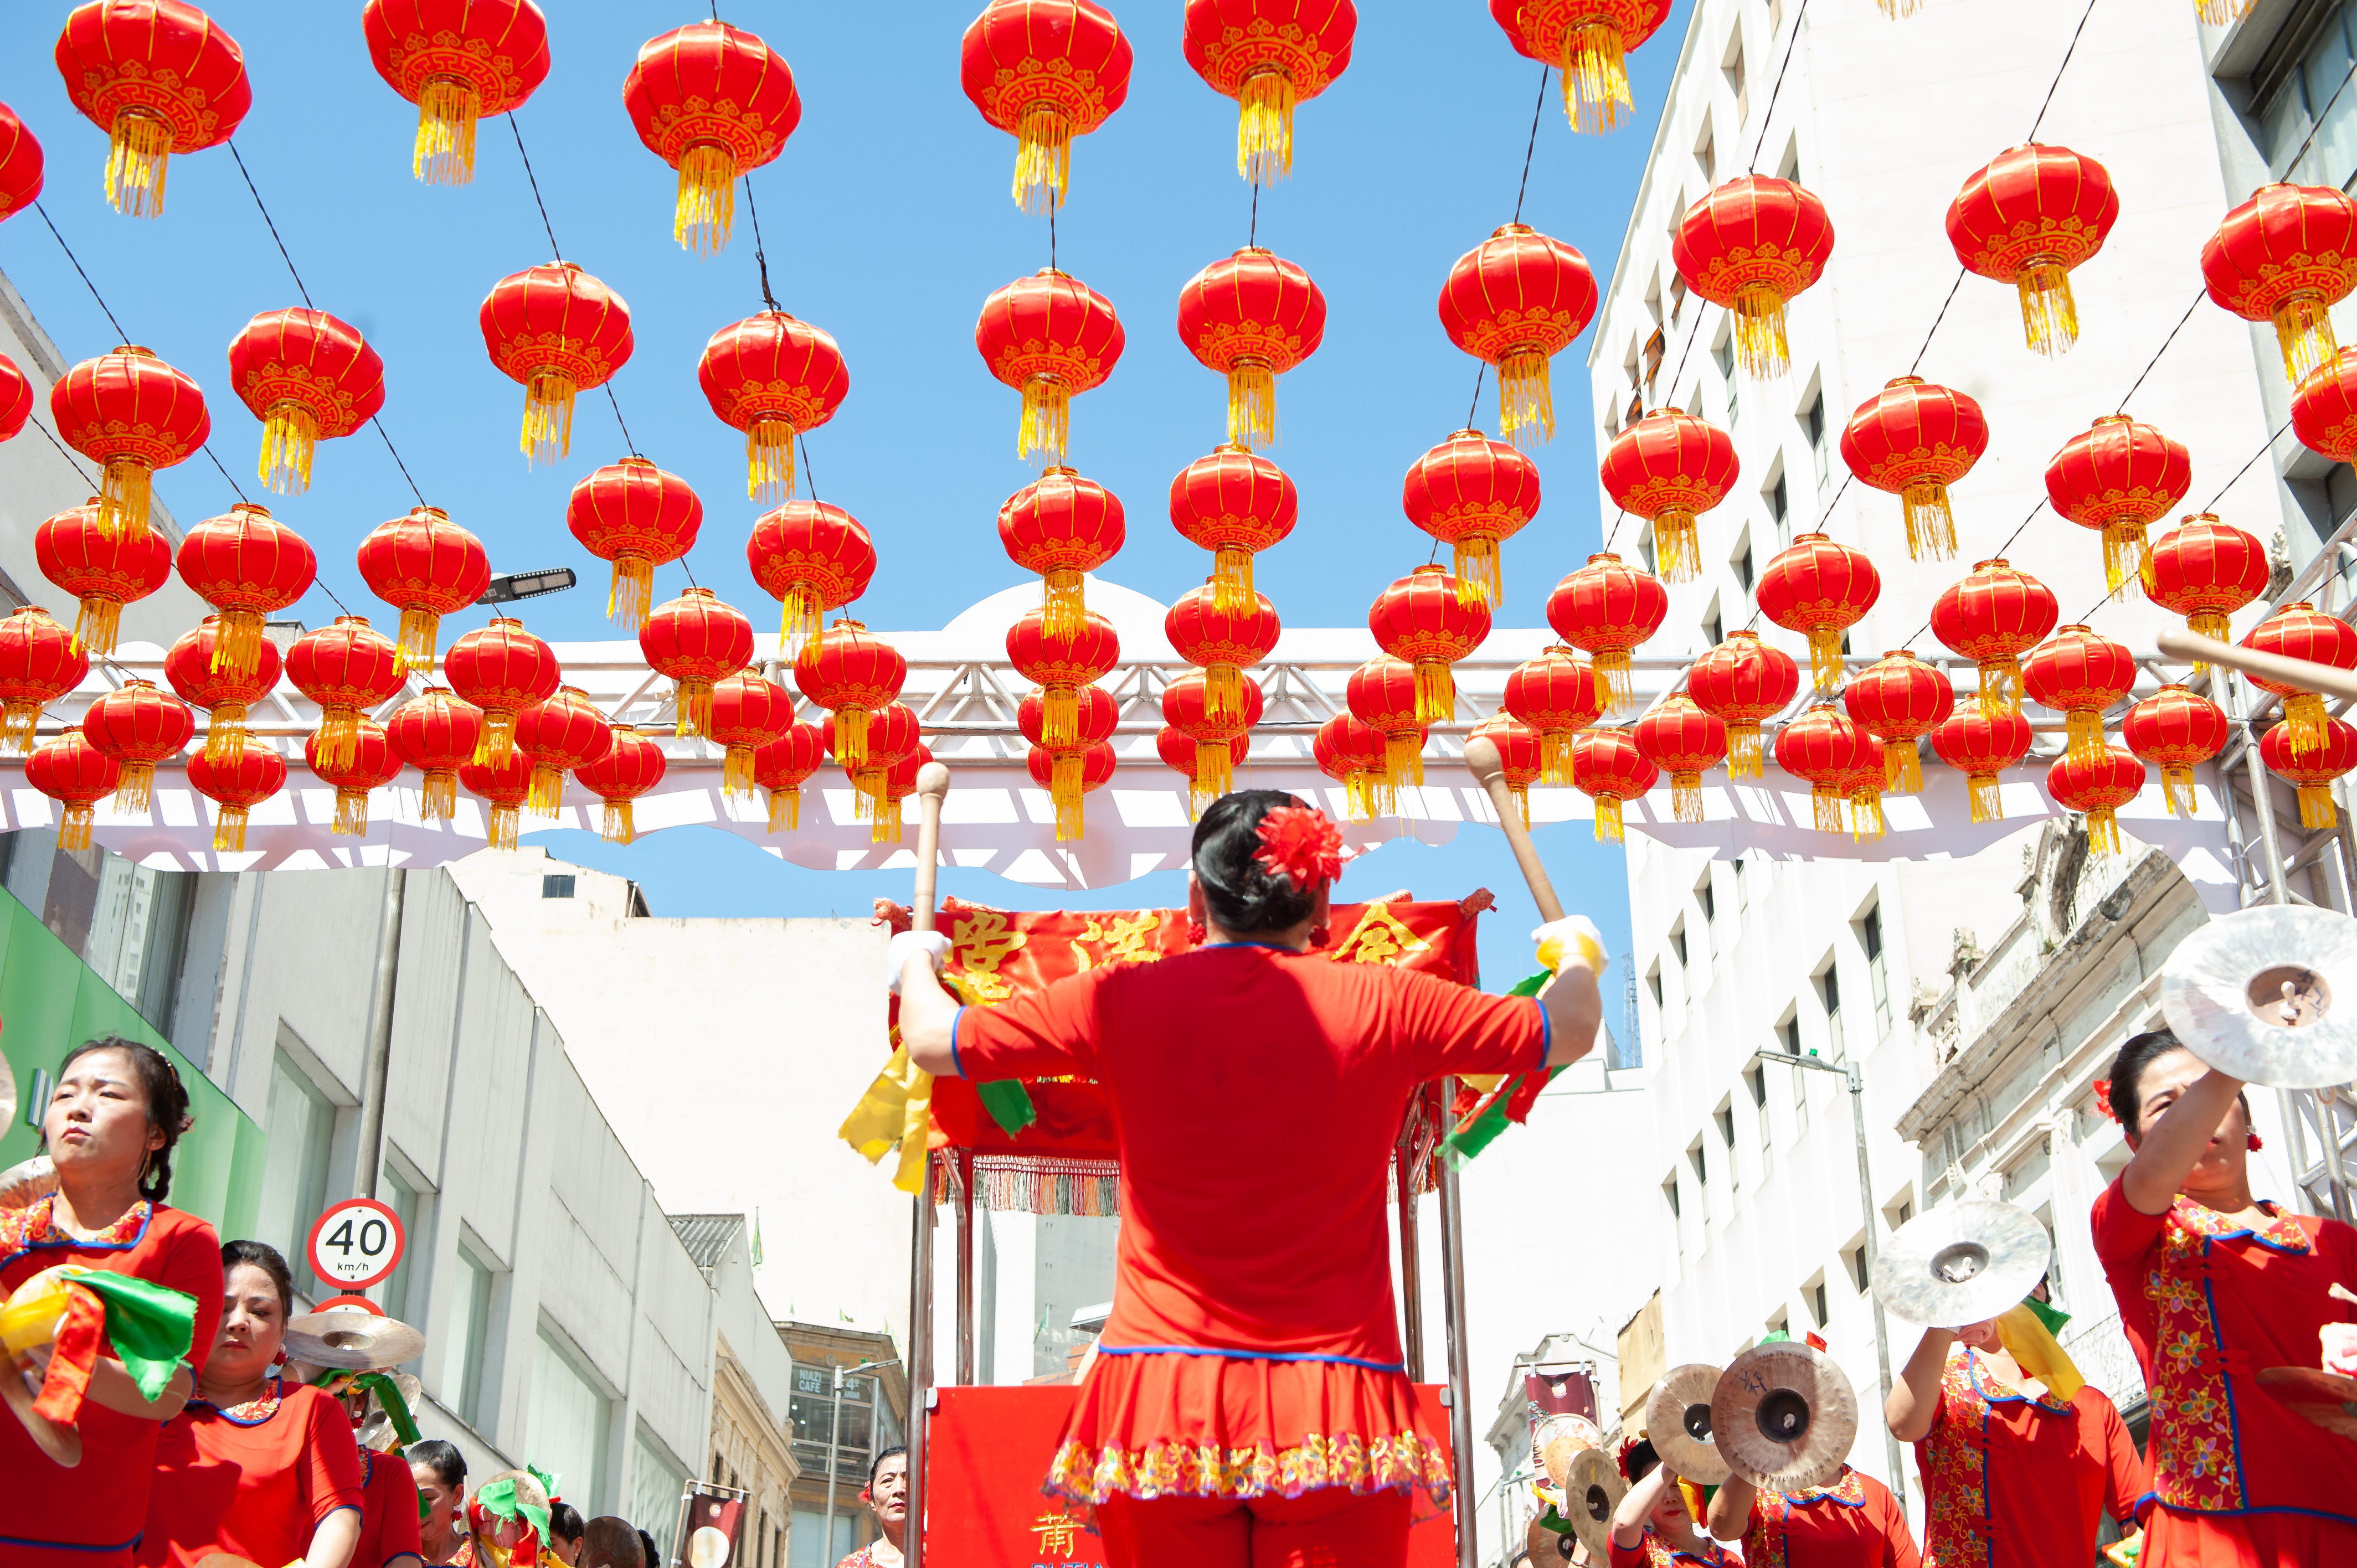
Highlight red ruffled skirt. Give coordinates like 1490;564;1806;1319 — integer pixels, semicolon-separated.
1042;1351;1451;1507
2144;1505;2357;1567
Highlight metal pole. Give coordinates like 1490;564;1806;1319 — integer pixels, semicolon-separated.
2318;1090;2354;1224
1847;1063;1905;1505
821;1364;845;1565
954;1151;976;1387
1435;1080;1479;1568
905;1152;934;1568
2237;675;2294;907
354;869;406;1200
1397;1125;1425;1383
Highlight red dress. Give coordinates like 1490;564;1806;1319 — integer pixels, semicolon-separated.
1739;1467;1920;1568
952;943;1549;1504
2091;1177;2357;1565
139;1380;364;1568
354;1446;426;1568
1608;1526;1733;1565
0;1196;223;1566
1911;1347;2147;1567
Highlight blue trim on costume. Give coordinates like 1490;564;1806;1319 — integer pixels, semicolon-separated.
1965;1348;2071;1414
1;1195;156;1273
1094;1343;1409;1373
1533;997;1552;1074
2200;1236;2253;1507
0;1528;145;1552
2153;1498;2357;1525
1201;941;1295;951
949;1005;967;1079
2197;1204;2313;1256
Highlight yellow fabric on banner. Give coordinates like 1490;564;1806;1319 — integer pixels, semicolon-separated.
1995;1303;2085;1402
838;1041;936;1194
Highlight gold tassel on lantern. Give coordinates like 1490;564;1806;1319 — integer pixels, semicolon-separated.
1594;649;1636;714
2284;690;2328;757
1454;537;1503;606
2160;764;2199;818
778;584;823;656
1193;737;1237;802
747;420;796;503
672;679;718;741
1810;783;1845;835
2299;781;2340;830
259;403;320;495
2017;262;2078;356
1558;22;1634;133
475;709;520;767
1384;730;1425;790
1342;771;1378;823
97;457;155;541
1849;777;1888;842
1042;570;1087;639
1227;361;1278;450
212;806;251;854
209;611;267;683
113;760;157;814
2273;295;2339;384
1978;657;2023;715
607;554;656;631
59;802;95;851
1043;688;1079;750
527;764;565;817
421;768;457;823
1885;740;1923;795
1967;771;2004;824
487;802;521;850
520;373;579;465
1206;665;1247;725
203;705;249;767
1021;374;1072;465
1650;511;1700;582
395;608;444;674
1671;771;1704;825
1725;723;1764;781
414;77;482;184
1730;286;1794;379
675;143;739;255
765;785;800;833
106;109;173;218
2084;805;2124;854
1237;68;1296;184
851;769;882;822
333;788;371;837
72;595;124;656
872;793;904;844
2196;0;2256;23
1014;104;1072;213
2;699;39;755
1805;628;1846;694
1211;548;1256;613
1876;0;1923;15
1540;731;1577;788
1051;751;1085;842
1591;793;1625;843
2102;521;2152;599
832;705;869;767
2066;711;2108;767
1498;350;1556;447
723;744;758;798
1413;661;1456;725
1900;482;1957;562
601;798;636;845
1509;781;1533;830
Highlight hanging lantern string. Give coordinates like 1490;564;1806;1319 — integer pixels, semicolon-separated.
1746;0;1812;174
1450;65;1553;437
506;114;646;464
742;174;782;313
2024;0;2101;144
1247;183;1257;249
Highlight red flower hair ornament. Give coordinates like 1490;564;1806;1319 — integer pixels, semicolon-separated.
1253;803;1350;890
2090;1078;2117;1123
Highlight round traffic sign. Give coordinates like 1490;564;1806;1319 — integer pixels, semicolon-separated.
306;1199;405;1289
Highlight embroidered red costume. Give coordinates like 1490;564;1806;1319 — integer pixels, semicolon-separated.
0;1196;222;1566
2092;1177;2357;1564
1911;1346;2145;1567
951;943;1548;1503
1608;1526;1733;1565
139;1380;364;1568
354;1446;426;1568
1737;1466;1919;1568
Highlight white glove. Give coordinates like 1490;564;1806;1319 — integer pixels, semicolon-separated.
1532;915;1608;977
886;930;953;994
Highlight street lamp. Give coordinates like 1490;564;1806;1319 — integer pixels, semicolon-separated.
474;566;578;605
821;1356;899;1564
1746;1049;1905;1504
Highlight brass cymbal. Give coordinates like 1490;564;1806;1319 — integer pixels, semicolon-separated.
356;1370;424;1452
1645;1363;1731;1485
2162;905;2357;1089
1564;1447;1625;1563
1874;1201;2050;1329
1532;1411;1603;1490
0;1154;58;1213
1526;1514;1579;1564
2255;1366;2357;1439
286;1302;425;1371
1711;1340;1857;1492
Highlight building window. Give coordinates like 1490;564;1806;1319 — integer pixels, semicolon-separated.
1778;1015;1802;1056
1696;123;1715;182
790;1512;856;1568
1646;965;1664;1010
1859;904;1892;1037
1715;1102;1735;1149
1669;922;1687;967
2262;4;2357;183
1848;1245;1870;1292
1810;1278;1829;1328
1669;272;1689;324
531;1329;611;1514
1734;537;1754;592
1689;1139;1707;1187
543;874;577;899
1733;858;1749;909
1697;877;1716;927
1768;473;1789;542
1818;961;1843;1061
257;1051;337;1300
1663;1174;1681;1220
442;1245;496;1426
379;1166;423;1327
1725;36;1748;124
1803;391;1830;488
1705;606;1723;647
632;1427;690;1566
1713;330;1738;422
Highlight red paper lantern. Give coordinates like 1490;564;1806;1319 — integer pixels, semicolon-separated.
35;497;171;655
1775;703;1875;835
1840;734;1891;843
748;499;875;656
1347;656;1425;790
459;747;533;850
176;502;316;680
0;353;30;443
1169;445;1296;611
2296;348;2357;465
1599;409;1733;582
1946;144;2119;355
286;616;404;775
1026;740;1116;841
445;617;560;767
514;685;613;817
1505;646;1604;786
976;270;1124;466
706;670;795;799
2045;747;2146;856
2243;601;2357;759
567;458;703;630
1438;226;1597;448
306;718;399;838
1488;0;1672;133
1756;532;1879;692
796;618;907;768
1688;631;1800;780
50;345;209;540
1164;668;1263;803
1931;699;2032;823
0;606;89;754
479;263;634;464
2147;514;2271;659
1001;469;1124;637
356;505;492;673
82;678;193;813
1176;248;1325;450
1931;558;2058;715
1183;0;1355;182
1167;584;1278;727
1839;376;1987;562
386;686;484;822
1469;713;1546;828
1160;723;1248;817
574;724;665;845
0;101;45;220
1671;177;1835;378
639;588;755;741
753;723;825;833
54;0;250;217
1842;648;1953;794
824;702;922;832
2045;416;2192;597
1314;712;1391;822
164;615;281;766
225;308;387;495
699;312;848;504
2022;625;2137;767
1547;551;1666;712
1403;431;1541;608
186;742;284;852
623;20;801;253
2123;683;2228;819
2261;717;2357;831
1008;607;1120;750
1371;565;1490;724
27;727;117;849
963;0;1133;211
2201;182;2357;384
1571;728;1656;843
1635;694;1726;823
362;0;549;184
1020;685;1119;833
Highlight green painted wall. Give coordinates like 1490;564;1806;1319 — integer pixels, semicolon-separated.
0;892;266;1236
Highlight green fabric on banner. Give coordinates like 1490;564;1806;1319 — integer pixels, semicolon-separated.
1442;971;1553;1164
2021;1295;2071;1337
70;1271;198;1400
977;1079;1037;1138
475;1476;552;1539
527;1466;561;1508
1536;1504;1573;1536
353;1372;422;1448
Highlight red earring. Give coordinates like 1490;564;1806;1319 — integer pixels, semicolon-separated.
2248;1132;2265;1152
1310;921;1331;947
272;1349;289;1367
1185;918;1206;946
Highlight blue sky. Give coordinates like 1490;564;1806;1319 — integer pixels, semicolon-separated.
0;1;1693;999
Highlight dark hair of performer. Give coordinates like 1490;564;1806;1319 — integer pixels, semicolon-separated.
410;1439;470;1565
547;1502;585;1565
636;1527;660;1568
2111;1028;2258;1218
852;1447;909;1564
1610;1437;1718;1559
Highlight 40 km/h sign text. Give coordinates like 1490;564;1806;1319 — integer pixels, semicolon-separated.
307;1198;406;1290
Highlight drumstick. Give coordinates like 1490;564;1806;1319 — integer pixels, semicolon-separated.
0;1355;83;1467
1463;735;1566;923
2157;627;2357;703
912;761;951;936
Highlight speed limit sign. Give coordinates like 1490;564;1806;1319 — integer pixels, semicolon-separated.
307;1199;405;1289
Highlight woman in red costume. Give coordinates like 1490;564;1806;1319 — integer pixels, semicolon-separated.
140;1239;364;1568
325;1371;427;1568
1;1036;218;1567
1607;1437;1731;1565
409;1440;474;1566
896;792;1603;1567
2092;1028;2357;1564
